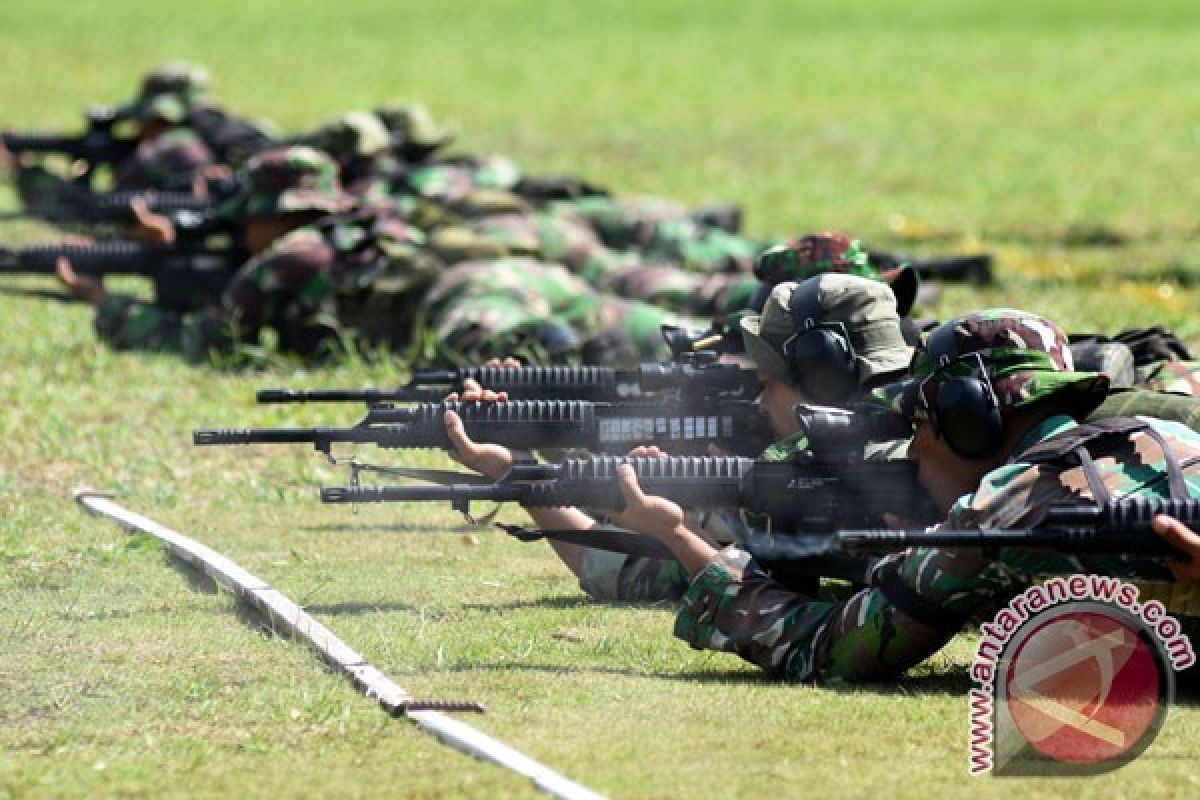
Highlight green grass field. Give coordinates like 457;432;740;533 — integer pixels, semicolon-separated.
3;1;1200;797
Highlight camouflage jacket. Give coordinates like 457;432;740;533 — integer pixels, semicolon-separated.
417;257;701;367
1137;360;1200;396
113;127;216;192
94;211;431;360
673;413;1200;682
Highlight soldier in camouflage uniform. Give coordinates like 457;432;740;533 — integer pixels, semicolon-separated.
110;61;219;192
292;111;396;202
418;256;700;367
613;309;1200;682
58;146;433;361
442;274;915;603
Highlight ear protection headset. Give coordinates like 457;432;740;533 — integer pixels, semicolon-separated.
917;323;1004;459
780;280;859;404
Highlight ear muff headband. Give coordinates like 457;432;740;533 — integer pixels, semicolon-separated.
920;324;1003;459
780;280;858;404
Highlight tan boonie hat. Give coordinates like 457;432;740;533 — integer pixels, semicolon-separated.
739;274;913;387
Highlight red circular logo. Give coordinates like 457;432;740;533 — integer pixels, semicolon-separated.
1004;609;1163;766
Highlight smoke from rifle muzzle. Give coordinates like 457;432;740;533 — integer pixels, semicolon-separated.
744;533;839;561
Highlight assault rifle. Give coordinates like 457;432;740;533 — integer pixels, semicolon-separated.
321;453;935;531
25;187;216;226
2;106;137;177
195;397;774;456
829;497;1200;558
317;404;934;525
254;353;760;406
0;235;243;312
866;250;995;285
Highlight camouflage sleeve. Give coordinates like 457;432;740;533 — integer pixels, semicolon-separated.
93;293;231;362
94;293;186;351
674;540;1011;682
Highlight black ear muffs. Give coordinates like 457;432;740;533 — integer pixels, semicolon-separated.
922;325;1004;459
783;281;858;404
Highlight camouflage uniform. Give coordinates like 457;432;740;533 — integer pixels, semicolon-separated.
578;275;914;601
417;257;699;367
553;194;762;274
1137;360;1200;396
112;61;218;192
752;233;919;316
672;311;1200;682
95;146;434;361
293;111;396;201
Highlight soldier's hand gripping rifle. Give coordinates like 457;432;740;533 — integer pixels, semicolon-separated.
254;352;761;406
195;397;775;456
0;233;245;313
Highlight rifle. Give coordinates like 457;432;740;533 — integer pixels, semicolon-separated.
254;353;761;406
194;397;775;456
316;404;932;523
14;185;218;227
830;498;1200;557
3;106;138;179
320;452;933;528
866;249;994;285
0;236;243;313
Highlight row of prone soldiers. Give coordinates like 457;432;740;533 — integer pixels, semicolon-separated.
5;60;992;368
17;63;1200;691
395;275;1200;685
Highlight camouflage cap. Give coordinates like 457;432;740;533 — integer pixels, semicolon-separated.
753;233;918;316
299;111;392;160
219;146;355;220
877;309;1110;421
374;102;455;153
129;61;211;123
739;274;913;386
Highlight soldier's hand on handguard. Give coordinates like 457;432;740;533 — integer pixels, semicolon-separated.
610;447;686;540
194;164;234;198
130;196;176;245
1153;515;1200;585
446;356;522;400
55;256;107;306
0;138;12;173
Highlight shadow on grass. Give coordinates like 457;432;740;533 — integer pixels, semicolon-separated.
301;600;420;616
0;284;73;303
299;523;482;535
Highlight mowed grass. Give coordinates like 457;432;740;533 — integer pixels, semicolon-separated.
2;1;1200;798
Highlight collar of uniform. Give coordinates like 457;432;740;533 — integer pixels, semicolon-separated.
1008;413;1077;463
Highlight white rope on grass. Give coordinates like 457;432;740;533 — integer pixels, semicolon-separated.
73;487;606;800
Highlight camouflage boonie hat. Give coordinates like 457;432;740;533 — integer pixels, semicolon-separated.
877;309;1111;421
128;61;211;123
739;274;912;385
374;102;455;153
299;111;392;160
753;233;918;316
219;146;355;219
